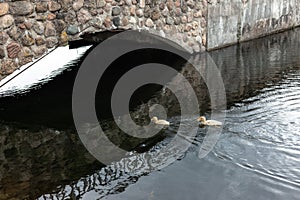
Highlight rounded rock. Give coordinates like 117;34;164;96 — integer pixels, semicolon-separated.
66;25;79;35
0;3;9;16
0;15;14;29
33;22;44;35
0;47;5;59
7;42;21;59
151;10;160;21
31;45;47;58
112;17;120;27
73;0;84;11
103;17;111;28
96;0;106;8
35;37;46;46
45;22;56;37
0;32;9;45
48;2;62;12
46;37;58;48
21;33;35;46
145;18;154;27
77;9;92;24
9;1;33;16
136;9;143;17
112;7;121;16
35;2;48;13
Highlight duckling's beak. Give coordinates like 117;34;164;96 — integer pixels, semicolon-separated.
196;117;201;121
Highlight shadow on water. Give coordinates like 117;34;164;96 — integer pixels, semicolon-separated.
0;28;300;199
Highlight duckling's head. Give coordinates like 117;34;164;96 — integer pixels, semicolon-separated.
151;117;158;122
197;116;206;122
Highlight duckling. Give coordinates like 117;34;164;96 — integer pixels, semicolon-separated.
151;117;170;126
197;116;222;126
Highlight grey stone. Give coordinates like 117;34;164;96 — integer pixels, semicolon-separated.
48;2;61;12
113;17;120;27
145;18;154;27
166;16;174;25
44;22;56;37
14;16;25;24
174;17;180;25
187;0;194;8
159;3;165;10
77;9;92;24
56;13;65;19
31;45;47;58
125;0;132;6
18;51;33;66
112;7;121;16
73;0;84;11
161;7;169;17
9;1;33;16
33;22;44;35
64;10;76;24
96;0;106;8
181;15;187;23
46;37;58;48
35;2;48;13
60;0;72;10
67;25;79;35
144;6;150;18
181;4;188;13
36;13;47;21
0;59;18;75
136;9;143;17
122;7;130;16
0;15;14;29
0;46;5;59
8;26;21;41
0;31;9;45
53;20;66;34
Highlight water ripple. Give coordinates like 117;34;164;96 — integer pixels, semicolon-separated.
215;71;300;190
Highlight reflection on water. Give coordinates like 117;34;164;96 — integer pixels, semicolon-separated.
0;125;102;200
0;28;300;199
105;30;300;200
218;70;300;188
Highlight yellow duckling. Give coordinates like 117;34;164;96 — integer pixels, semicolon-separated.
197;116;222;126
151;117;170;126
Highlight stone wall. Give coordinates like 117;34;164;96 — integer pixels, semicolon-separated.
0;0;208;80
207;0;300;50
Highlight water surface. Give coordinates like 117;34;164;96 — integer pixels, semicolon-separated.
0;28;300;199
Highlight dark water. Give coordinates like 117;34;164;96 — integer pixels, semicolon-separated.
0;28;300;199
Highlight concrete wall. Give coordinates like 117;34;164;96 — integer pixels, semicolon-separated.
207;0;300;50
